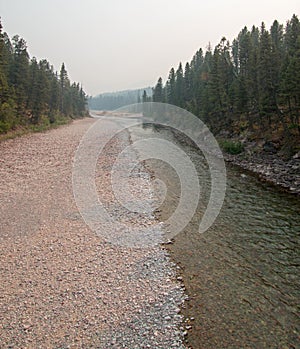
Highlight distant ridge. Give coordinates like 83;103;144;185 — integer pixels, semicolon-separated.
89;87;152;110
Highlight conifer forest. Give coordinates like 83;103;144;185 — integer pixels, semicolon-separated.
152;15;300;153
0;20;87;134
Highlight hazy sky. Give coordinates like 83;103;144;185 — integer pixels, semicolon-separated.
0;0;299;96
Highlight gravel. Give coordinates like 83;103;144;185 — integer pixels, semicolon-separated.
0;117;187;348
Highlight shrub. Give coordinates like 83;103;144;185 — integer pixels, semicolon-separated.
220;140;244;155
0;101;17;133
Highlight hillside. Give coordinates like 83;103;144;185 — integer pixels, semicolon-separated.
152;14;300;160
89;87;152;110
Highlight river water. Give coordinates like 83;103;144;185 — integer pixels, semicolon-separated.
130;123;300;349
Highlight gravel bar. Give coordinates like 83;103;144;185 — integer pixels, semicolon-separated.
0;117;187;348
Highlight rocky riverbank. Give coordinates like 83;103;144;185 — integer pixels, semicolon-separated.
169;125;300;196
0;117;187;348
223;149;300;196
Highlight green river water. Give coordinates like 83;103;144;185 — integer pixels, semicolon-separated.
131;124;300;349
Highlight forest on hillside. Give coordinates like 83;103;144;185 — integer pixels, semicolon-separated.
89;87;152;110
152;15;300;157
0;20;87;134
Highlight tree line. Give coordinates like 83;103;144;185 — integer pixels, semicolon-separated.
0;20;87;133
152;15;300;140
89;87;152;110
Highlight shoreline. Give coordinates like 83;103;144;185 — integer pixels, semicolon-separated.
223;151;300;196
169;126;300;196
127;123;189;347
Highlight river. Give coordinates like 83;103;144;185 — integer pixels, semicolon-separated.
130;123;300;349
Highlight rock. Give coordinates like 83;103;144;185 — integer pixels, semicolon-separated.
263;141;278;154
293;151;300;159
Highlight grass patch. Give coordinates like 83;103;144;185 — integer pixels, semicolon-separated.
219;139;244;155
0;115;73;142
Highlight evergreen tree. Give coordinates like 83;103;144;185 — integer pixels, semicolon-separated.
142;90;148;103
166;68;176;105
257;23;275;124
59;63;68;114
49;72;60;121
151;14;299;139
153;77;163;102
175;62;184;107
10;35;29;117
0;21;16;132
183;62;192;107
0;20;9;103
280;15;300;128
0;20;87;134
234;27;253;115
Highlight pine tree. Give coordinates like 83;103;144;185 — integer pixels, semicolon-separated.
151;14;299;138
59;63;69;114
257;23;275;125
10;35;29;118
142;90;148;103
0;19;9;103
198;49;212;120
183;62;192;107
0;20;16;132
0;20;88;133
281;15;300;127
166;68;176;105
174;63;184;107
153;77;163;102
234;27;251;114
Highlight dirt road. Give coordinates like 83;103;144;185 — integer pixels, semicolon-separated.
0;117;185;348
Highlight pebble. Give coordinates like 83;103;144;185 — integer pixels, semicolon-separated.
0;118;187;349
